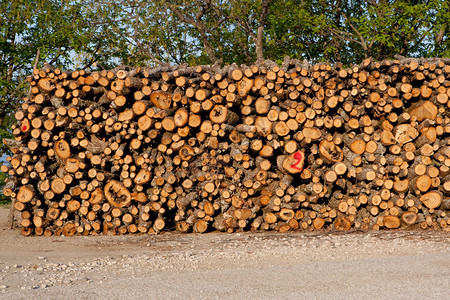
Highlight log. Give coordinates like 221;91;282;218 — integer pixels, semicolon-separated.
104;180;132;208
409;101;437;121
282;151;305;174
55;140;71;159
150;91;172;109
319;140;343;163
420;192;442;209
384;216;401;229
401;212;418;226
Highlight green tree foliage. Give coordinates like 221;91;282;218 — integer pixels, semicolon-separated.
266;0;450;64
87;0;449;66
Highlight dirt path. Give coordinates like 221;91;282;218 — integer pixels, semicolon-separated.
0;207;449;299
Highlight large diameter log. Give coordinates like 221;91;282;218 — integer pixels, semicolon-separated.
394;124;418;145
150;91;172;109
210;105;238;124
138;115;152;131
414;175;432;193
237;77;254;96
194;219;208;233
104;180;132;208
401;212;418;226
17;185;34;203
46;207;60;220
393;179;409;193
349;140;366;155
384;216;400;229
319;140;343;163
65;158;80;173
420;191;442;209
55;140;71;159
51;178;66;194
38;78;56;92
67;200;81;212
380;130;396;145
254;117;272;137
62;223;76;236
131;192;147;203
409;101;437;121
313;218;325;230
335;217;351;231
89;188;104;204
134;169;151;185
303;128;322;140
282;151;305;174
85;136;109;154
174;108;189;127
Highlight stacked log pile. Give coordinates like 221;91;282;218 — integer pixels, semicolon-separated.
2;57;450;236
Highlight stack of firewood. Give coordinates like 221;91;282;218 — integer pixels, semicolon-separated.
2;57;449;236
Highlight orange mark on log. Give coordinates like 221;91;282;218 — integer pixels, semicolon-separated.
22;125;27;131
291;152;303;171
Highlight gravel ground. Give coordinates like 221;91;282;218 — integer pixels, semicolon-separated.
0;207;449;300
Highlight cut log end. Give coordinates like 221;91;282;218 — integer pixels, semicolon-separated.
282;151;305;174
319;140;343;163
104;180;132;208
